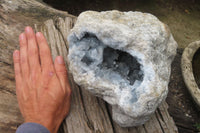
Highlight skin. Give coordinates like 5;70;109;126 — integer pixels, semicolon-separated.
13;26;71;133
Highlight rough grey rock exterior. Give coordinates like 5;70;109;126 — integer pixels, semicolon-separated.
67;10;177;127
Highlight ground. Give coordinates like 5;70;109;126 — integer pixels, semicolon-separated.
39;0;200;132
168;49;200;133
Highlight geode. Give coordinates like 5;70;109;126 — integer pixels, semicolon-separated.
67;10;177;127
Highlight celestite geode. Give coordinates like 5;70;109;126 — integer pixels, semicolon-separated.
67;10;177;127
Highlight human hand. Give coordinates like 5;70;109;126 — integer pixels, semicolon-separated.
13;26;71;133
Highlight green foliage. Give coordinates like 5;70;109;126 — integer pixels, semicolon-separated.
194;123;200;131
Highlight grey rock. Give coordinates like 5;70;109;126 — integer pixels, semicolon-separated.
67;10;177;127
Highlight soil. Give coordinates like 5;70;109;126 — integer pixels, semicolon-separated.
41;0;200;132
168;49;200;133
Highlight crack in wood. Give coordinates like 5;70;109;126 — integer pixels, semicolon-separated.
54;18;69;52
157;108;165;122
78;86;95;131
0;60;11;66
0;86;16;96
155;111;165;133
96;98;107;118
105;103;116;133
142;124;148;133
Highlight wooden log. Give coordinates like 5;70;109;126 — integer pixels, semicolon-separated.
0;0;178;132
0;0;74;132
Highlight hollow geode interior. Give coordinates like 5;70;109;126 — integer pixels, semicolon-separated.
80;33;144;86
68;10;177;127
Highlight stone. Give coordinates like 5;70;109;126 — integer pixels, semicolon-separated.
67;10;177;127
181;41;200;109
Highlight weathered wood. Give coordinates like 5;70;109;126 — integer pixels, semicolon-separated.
0;0;178;132
0;0;74;132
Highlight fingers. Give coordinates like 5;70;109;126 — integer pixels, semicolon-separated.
36;32;54;73
54;56;71;94
13;50;22;91
25;27;41;74
19;33;29;79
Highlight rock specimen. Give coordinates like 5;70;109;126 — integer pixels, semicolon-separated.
67;10;177;127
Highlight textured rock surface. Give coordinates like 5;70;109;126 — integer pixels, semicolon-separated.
68;10;177;127
181;41;200;108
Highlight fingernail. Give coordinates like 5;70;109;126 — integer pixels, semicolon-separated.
36;32;41;37
25;26;32;33
13;50;19;57
57;56;64;64
19;33;25;41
